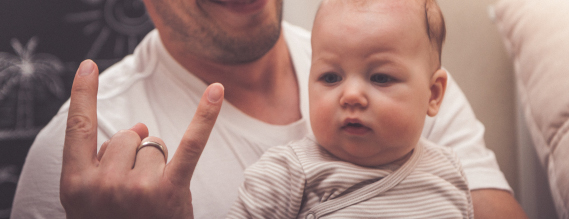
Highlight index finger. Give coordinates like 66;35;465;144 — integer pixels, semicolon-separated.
62;60;99;176
165;83;224;187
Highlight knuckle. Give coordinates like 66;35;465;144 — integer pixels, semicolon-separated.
60;174;92;206
180;138;204;157
66;114;94;136
197;106;219;123
92;175;120;203
127;178;153;198
112;129;141;141
71;81;90;93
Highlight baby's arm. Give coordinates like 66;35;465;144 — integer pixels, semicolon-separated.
227;145;306;218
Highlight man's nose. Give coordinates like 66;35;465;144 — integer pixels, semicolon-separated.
339;80;368;108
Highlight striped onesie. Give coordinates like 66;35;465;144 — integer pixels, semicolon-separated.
228;136;474;218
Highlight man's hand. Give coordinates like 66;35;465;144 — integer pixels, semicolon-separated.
60;60;224;219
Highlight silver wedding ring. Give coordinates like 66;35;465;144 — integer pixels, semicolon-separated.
136;141;167;163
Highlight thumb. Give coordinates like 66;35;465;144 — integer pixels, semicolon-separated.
165;83;224;187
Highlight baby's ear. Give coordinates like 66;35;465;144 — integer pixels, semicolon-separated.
427;68;448;117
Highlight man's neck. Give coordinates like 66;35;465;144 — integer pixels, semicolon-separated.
162;33;302;125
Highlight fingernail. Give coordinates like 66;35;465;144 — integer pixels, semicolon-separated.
79;60;94;76
207;83;224;103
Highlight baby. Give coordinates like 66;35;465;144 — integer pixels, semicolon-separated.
228;0;473;218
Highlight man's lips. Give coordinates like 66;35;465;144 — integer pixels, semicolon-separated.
209;0;266;13
211;0;255;3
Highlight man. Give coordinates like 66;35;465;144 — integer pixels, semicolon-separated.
12;0;526;218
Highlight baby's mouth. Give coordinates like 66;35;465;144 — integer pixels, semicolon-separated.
341;121;371;135
345;123;363;127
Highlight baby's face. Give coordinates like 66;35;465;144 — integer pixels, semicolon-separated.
309;0;443;166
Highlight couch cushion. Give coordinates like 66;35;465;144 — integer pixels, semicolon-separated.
493;0;569;217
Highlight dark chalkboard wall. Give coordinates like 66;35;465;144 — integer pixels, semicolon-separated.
0;0;153;217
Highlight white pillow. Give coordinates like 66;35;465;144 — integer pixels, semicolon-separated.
493;0;569;217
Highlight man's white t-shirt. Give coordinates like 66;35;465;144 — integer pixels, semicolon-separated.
11;22;511;218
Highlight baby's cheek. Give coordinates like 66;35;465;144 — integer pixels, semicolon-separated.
310;101;337;144
376;105;424;143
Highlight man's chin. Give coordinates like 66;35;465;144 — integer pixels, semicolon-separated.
215;26;281;64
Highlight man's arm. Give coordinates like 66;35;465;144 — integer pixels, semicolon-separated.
471;189;528;219
422;72;527;217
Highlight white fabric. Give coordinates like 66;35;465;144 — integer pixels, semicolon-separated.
11;21;510;218
229;137;474;218
493;0;569;217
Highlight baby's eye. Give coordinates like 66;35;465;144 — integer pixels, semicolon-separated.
320;73;342;84
370;74;393;84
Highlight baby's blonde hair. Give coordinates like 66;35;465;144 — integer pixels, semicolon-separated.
315;0;446;69
424;0;446;69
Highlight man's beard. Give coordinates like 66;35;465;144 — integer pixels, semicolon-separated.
210;21;281;64
159;0;284;65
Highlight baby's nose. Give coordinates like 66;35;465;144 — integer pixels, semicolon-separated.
340;82;368;108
